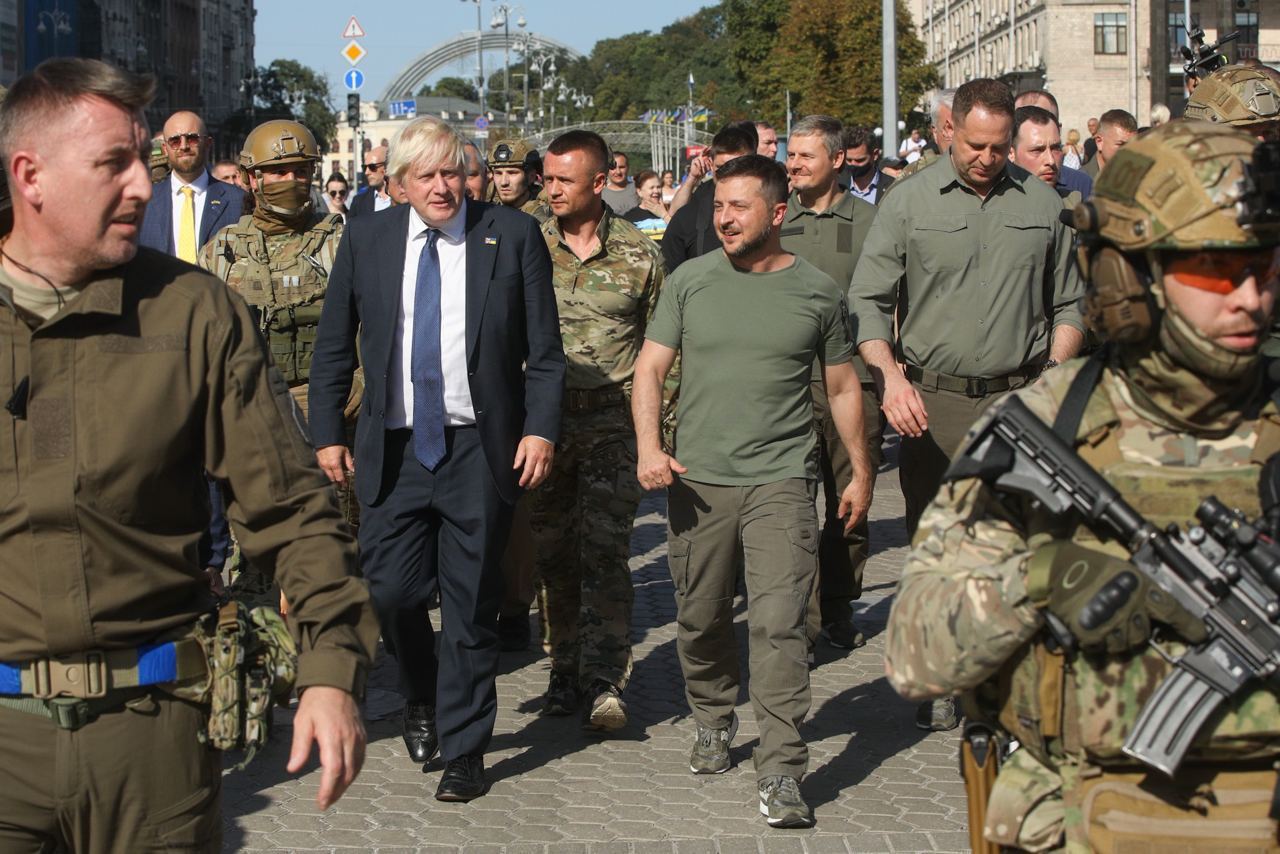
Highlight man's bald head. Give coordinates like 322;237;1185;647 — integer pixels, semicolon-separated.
1014;89;1058;118
364;145;388;191
160;110;209;181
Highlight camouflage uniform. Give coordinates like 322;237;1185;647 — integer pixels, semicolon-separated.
885;122;1280;852
884;146;938;191
530;210;664;692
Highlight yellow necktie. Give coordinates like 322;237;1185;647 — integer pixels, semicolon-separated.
177;185;197;263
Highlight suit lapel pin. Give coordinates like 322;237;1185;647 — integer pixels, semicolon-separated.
210;199;221;206
484;236;498;246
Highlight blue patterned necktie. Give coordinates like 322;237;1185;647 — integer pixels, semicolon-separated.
411;228;446;470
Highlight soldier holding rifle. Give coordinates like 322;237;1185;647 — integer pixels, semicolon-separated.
886;120;1280;852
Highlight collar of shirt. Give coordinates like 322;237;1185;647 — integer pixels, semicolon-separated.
786;189;858;223
407;198;467;245
547;205;613;261
934;150;1025;199
847;172;880;201
172;170;210;198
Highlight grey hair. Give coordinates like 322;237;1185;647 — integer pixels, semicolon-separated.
789;114;844;158
929;88;957;126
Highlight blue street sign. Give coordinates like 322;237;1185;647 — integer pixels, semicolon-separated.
475;116;490;130
344;69;364;91
389;99;417;119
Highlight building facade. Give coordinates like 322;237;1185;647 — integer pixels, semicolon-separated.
18;0;253;145
906;0;1280;140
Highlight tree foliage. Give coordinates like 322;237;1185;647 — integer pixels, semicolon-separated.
419;76;480;102
254;59;337;152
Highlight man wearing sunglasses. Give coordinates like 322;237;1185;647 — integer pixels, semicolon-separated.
886;121;1280;852
139;111;244;261
347;145;391;219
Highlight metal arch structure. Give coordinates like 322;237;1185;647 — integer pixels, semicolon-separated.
522;121;714;173
379;32;583;102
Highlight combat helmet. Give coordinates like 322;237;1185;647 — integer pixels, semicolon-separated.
1070;119;1280;342
239;119;320;217
487;137;541;173
1185;65;1280;134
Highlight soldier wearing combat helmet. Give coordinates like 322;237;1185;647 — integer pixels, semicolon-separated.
1185;64;1280;140
200;120;362;593
488;136;551;222
885;119;1280;851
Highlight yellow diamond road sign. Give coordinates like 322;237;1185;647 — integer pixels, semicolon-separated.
342;41;366;65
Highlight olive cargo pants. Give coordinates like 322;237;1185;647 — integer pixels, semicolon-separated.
0;693;220;853
807;379;884;640
899;384;1004;538
667;477;818;781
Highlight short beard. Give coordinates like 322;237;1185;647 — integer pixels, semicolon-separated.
724;224;772;259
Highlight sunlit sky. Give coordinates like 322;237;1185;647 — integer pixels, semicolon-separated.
257;1;706;105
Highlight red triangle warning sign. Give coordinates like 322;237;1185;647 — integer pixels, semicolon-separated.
342;16;365;39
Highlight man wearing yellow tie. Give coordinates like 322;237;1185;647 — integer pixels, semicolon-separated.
139;111;244;261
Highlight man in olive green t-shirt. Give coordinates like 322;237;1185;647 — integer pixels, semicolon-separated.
631;155;873;830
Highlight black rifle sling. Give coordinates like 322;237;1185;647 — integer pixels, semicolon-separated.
1051;347;1108;444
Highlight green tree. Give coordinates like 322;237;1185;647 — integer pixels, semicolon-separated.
425;76;480;102
723;0;787;85
752;0;937;129
253;59;337;153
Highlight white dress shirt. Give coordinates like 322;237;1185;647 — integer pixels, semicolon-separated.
169;170;210;252
374;191;392;213
386;202;476;430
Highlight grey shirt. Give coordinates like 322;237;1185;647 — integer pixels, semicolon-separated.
603;184;639;216
849;153;1084;379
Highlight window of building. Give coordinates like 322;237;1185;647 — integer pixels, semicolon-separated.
1094;12;1127;55
1236;11;1259;59
346;138;353;153
1168;11;1199;60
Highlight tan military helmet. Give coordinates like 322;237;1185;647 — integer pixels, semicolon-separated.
1184;65;1280;133
1071;119;1280;340
487;137;540;172
238;119;320;178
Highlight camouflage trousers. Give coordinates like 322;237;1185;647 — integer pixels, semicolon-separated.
530;404;642;690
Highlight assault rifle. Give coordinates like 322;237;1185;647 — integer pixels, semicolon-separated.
1181;25;1239;80
948;395;1280;776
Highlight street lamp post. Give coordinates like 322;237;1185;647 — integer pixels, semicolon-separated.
490;4;525;130
461;0;486;116
36;2;73;57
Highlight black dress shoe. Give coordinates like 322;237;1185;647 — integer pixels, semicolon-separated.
434;754;487;801
402;702;439;764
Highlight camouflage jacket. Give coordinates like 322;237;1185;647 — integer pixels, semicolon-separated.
882;147;939;196
885;355;1280;850
198;213;343;385
541;209;665;391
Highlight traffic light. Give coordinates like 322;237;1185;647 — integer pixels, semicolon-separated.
347;94;360;128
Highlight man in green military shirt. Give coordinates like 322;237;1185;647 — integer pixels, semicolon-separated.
850;78;1083;538
780;114;880;651
885;120;1280;853
889;88;955;186
0;58;376;852
531;130;664;730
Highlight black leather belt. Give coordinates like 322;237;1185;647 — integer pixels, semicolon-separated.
564;385;627;413
903;363;1042;398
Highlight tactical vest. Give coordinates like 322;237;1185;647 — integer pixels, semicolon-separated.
213;214;342;386
972;357;1280;851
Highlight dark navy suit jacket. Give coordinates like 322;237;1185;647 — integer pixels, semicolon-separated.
310;201;565;505
139;172;245;254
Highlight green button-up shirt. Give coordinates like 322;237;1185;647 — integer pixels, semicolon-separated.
780;189;877;381
849;154;1084;379
542;208;665;390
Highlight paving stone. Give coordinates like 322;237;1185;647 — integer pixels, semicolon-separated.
229;470;969;852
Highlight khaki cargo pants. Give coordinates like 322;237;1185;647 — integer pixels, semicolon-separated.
0;693;220;853
667;477;818;781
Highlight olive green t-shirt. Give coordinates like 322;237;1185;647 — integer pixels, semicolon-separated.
645;250;852;485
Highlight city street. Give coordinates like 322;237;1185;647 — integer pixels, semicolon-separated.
222;440;969;853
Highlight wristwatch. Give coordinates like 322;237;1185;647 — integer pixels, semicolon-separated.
1043;359;1060;371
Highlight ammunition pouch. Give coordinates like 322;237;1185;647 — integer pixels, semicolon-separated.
196;600;298;768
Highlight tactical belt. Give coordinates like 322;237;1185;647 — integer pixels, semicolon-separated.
564;385;627;413
0;639;207;730
904;362;1043;398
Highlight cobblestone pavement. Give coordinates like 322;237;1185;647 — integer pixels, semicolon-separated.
222;440;967;853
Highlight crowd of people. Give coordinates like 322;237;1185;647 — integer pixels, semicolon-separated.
1;47;1280;852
